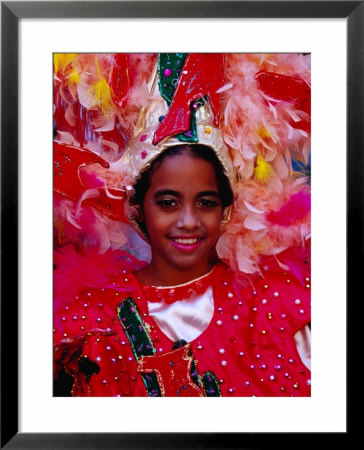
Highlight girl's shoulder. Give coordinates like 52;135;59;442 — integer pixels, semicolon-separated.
218;261;311;335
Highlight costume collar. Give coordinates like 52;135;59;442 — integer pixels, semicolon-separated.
139;265;218;304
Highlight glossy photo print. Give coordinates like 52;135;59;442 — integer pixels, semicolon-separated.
53;53;311;397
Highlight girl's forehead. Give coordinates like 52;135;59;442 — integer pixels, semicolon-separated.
149;153;218;189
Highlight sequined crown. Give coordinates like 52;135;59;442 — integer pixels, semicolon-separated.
122;53;234;189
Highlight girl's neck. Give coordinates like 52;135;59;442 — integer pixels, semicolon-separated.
135;262;214;287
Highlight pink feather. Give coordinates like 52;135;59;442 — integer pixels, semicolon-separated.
266;190;310;226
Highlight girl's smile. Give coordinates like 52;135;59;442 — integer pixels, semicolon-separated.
136;151;224;286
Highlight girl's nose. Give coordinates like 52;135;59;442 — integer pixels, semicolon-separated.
176;206;200;230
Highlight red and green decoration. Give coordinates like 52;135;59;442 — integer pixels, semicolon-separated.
154;53;225;145
117;296;221;397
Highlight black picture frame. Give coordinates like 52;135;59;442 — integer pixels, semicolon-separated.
1;1;358;448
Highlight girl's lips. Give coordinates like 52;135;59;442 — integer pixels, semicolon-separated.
169;237;204;252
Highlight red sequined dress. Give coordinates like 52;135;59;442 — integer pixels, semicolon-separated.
54;254;311;397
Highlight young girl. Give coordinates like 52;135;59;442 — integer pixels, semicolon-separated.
53;53;311;397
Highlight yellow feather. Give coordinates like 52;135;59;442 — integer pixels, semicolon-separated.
254;154;273;183
257;126;270;139
67;69;80;85
54;53;76;75
88;78;113;117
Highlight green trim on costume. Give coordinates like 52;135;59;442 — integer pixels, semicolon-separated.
201;370;222;397
117;297;161;396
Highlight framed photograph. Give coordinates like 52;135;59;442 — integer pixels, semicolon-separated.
1;1;357;448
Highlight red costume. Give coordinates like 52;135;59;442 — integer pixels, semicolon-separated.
54;252;310;397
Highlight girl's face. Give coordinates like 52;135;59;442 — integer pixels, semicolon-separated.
141;151;223;284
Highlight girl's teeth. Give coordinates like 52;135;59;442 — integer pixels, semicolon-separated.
174;238;198;244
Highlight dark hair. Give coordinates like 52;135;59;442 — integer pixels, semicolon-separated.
131;144;234;208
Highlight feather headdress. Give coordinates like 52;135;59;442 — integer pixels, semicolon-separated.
53;53;311;284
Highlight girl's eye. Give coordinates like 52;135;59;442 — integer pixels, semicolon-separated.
198;198;220;208
157;199;177;208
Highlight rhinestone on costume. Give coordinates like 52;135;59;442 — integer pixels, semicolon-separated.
233;315;239;321
299;309;305;314
262;299;268;304
197;345;203;350
269;375;276;381
295;299;301;304
244;381;250;387
239;352;245;357
221;360;227;366
164;68;172;77
273;292;279;297
219;348;225;354
293;383;299;389
227;292;233;298
96;356;101;362
228;387;235;393
216;320;223;326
